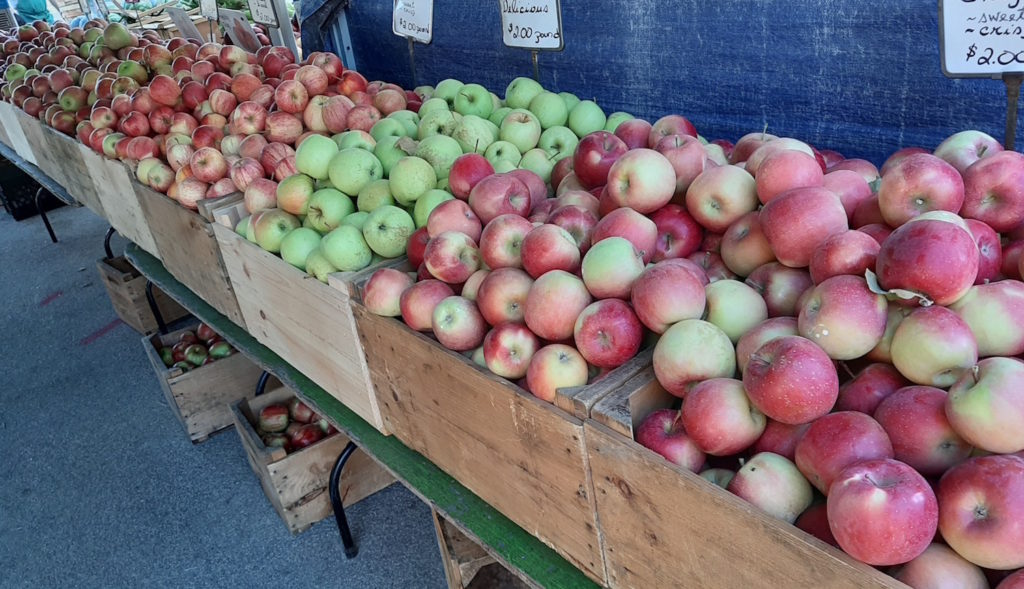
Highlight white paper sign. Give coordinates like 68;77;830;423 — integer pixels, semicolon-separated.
247;0;278;28
499;0;563;50
940;0;1024;77
393;0;433;44
199;0;218;21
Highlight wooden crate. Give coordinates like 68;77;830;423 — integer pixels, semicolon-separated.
97;255;189;334
74;143;113;221
41;128;103;212
0;102;36;164
585;367;906;589
91;158;162;257
134;185;246;327
0;103;11;147
209;199;389;433
433;509;535;589
143;323;263;442
352;304;652;585
15;109;56;177
231;384;395;534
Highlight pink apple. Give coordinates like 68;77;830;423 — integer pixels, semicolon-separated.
363;268;416;317
468;173;531;224
933;130;1004;174
684;164;758;233
647;114;697;146
687;251;737;283
479;213;534;269
743;335;838;425
526;344;589;403
835;363;909;414
681;377;766;456
808;230;879;284
650;203;703;262
744;262;814;318
997;570;1024;589
635;408;705;471
229;157;264;192
828;158;880;183
893;543;989;589
581;236;645;299
964;219;1002;284
431;296;487;351
239;134;269;161
482;322;539;379
827;458;938;566
243;177;278;214
755;149;824;204
950;280;1024;357
189;146;228;183
720;210;774;277
881;146;930;176
946;357;1024;454
449;154;495;200
653;319;735;397
630;259;707;334
878;153;965;227
426;199;483;242
745;138;814;176
727;452;812;523
858;223;892;246
175;178;209;210
547;205;598;252
961;150;1024;232
798;275;887;360
572;299;643;369
875;385;972;477
520;224;581;279
851;195;885;228
523;270;592;342
346;105;381;132
613;118;653;150
605;148;676;213
591;207;657;262
190;125;223;150
875;216;979;307
891;305;978;388
573;130;627;189
823;169;872;218
655;134;707;197
759;186;848;268
274;79;308;114
795;411;893;494
424;231;481;284
265;111;303;144
1007;240;1024;280
230;100;267;135
475;267;533;326
398;280;456;331
460;270;489;301
322;95;354;133
751;419;809;461
735;317;798;375
729;131;779;165
794;502;838;547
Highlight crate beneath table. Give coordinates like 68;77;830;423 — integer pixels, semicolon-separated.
97;255;189;335
432;509;535;589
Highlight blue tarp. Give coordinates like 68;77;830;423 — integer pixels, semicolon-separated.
304;1;1016;165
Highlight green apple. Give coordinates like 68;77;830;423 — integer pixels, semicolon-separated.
504;77;544;110
387;110;420;138
415;134;463;179
333;130;376;151
528;91;568;130
414;85;434;99
296;133;339;180
568;100;607;137
315;178;333;191
484;118;500;140
245;212;260;242
433;79;465;107
4;63;27;82
484;140;522;167
436;177;450;191
417;109;461;138
605;111;634;132
489;106;512;127
491;92;503;111
389;156;437;205
280;227;322;270
306;188;355;234
363;205;415;258
235;216;250;237
451;115;496;154
417;97;449;118
499;108;542;153
493;159;517;174
302;215;316;230
320;225;373;271
357;178;395;212
370;117;409;143
454;83;494;119
305;249;338;283
253;209;301;254
342;211;370;230
328;148;383;196
519;148;556;183
413;189;454;227
559;91;580;112
373;135;416;177
538;126;580;161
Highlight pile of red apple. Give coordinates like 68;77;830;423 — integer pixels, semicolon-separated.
159;322;235;372
256;396;337;454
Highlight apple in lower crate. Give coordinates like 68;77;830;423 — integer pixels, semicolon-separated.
681;377;766;456
572;299;642;369
432;296;487;351
208;341;233;359
794;411;894;494
743;335;838;425
653;319;736;398
183;344;208;366
630;259;707;334
726;452;812;523
605;148;676;214
288;398;316;424
172;361;193;372
893;543;989;589
523;270;592;342
581;237;645;300
160;347;174;367
364;268;415;317
946;357;1024;454
636;408;705;471
258;404;290;433
196;323;216;342
289;424;325;451
400;280;455;331
891;306;978;388
525;344;589;403
482;322;539;379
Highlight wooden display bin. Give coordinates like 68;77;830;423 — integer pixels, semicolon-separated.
433;509;534;589
231;384;395;534
88;157;163;258
352;303;652;585
41;126;109;217
143;322;263;443
134;185;246;327
584;367;905;589
0;101;37;164
208;195;390;434
97;255;189;334
15;108;51;174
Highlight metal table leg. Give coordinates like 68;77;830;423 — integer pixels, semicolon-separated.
103;226;116;259
35;187;57;243
330;441;360;559
254;370;271;396
144;280;168;335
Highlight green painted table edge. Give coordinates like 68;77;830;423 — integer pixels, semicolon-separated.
126;243;600;589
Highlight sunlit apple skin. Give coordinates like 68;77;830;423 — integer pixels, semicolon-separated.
653;319;735;398
726;452;812;523
877;153;965;227
523;270;591;342
875;217;979;307
890;306;978;388
743;335;838;425
482;322;539;380
945;357;1024;455
949;280;1024;358
893;543;988;589
874;385;973;477
525;344;588;403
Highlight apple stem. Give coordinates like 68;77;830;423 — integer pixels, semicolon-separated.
760;123;768;140
838;361;856;380
971;365;980;384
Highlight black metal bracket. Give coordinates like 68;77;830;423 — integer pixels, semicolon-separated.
144;280;168;335
35;187;57;243
254;370;271;397
103;226;116;260
330;441;360;559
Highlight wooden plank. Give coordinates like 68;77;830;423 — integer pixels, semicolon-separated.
554;348;653;420
96;256;188;334
136;186;246;327
433;508;496;589
74;144;111;219
211;223;387;433
590;367;677;439
0;102;36;164
16;109;52;174
353;303;607;583
92;158;161;257
43;129;99;206
0;103;11;147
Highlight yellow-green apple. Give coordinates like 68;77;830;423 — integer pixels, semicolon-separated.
808;230;879;284
759;186;848;268
755;149;824;204
963;219;1002;284
356;179;394;212
631;259;707;333
798;275;886;359
684;164;758;233
951;280;1024;357
504;77;543;110
448;153;494;200
743;335;838;424
592;207;656;262
451;114;495;154
431;295;487;351
605;148;676;213
835;363;908;414
961;150;1024;232
823;169;872;218
416;108;460;138
650;203;703;262
827;158;880;183
521;224;581;278
613;118;653;150
476;267;533;326
253;209;300;253
946;357;1024;453
276;173;315;216
681;377;766;456
867;303;912;364
482;322;538;379
881;146;929;176
827;458;938;565
524;270;592;341
526;344;588;403
878;153;965;227
875;385;972;476
453;83;492;119
635;408;705;471
572;130;627;189
426;199;482;241
891;306;978;387
647;114;697;146
370;118;408;144
363;268;415;317
581;236;645;299
937;455;1024;569
794;411;893;494
280;227;321;270
744;137;814;175
388;156;436;206
333;129;376;152
460;269;490;301
653;319;735;397
415;135;462;181
729;132;779;165
346;104;382;132
876;217;978;307
933;130;1004;175
893;543;989;589
294;134;338;181
720;211;774;277
572;299;642;368
567;100;606;137
400;279;455;331
363;205;414;258
305;188;354;234
751;419;810;460
538;125;578;161
412;189;453;228
468;173;530;223
528;90;567;129
499;108;542;154
424;231;480;284
727;452;812;523
518;149;556;186
704;279;768;343
735;317;798;375
479;213;533;269
745;262;814;318
328;147;383;196
320;224;372;271
189;146;227;183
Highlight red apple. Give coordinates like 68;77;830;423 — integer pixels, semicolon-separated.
426;199;482;242
875;215;979;306
431;295;487;351
572;299;643;369
424;231;481;284
523;270;592;342
400;279;455;331
964;219;1002;284
547;205;598;253
475;267;533;326
875;385;972;477
878;153;965;227
605;148;676;213
647;114;697;145
893;543;989;589
720;211;774;278
520;224;581;279
572;130;627;189
468;173;531;224
449;153;495;200
795;411;893;494
656;134;707;197
751;419;809;461
797;275;887;360
745;262;814;318
526;344;589;403
756;149;824;204
808;230;879;284
479;213;534;269
631;259;707;334
482;322;538;380
189;146;228;183
881;146;930;176
823;169;873;218
743;335;838;425
635;408;705;471
650;203;703;262
681;377;766;456
684;164;758;233
760;186;848;268
961;150;1024;232
835;363;909;414
613;118;653;150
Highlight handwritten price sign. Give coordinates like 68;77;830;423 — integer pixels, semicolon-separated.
500;0;563;50
393;0;433;44
941;0;1024;76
